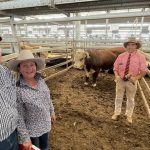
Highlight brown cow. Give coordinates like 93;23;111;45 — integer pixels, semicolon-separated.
74;47;126;87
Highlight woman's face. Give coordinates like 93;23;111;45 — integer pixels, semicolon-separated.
19;60;37;79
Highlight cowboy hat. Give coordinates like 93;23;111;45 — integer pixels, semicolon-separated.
7;50;45;72
124;37;141;49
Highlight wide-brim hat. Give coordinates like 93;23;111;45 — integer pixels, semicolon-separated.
124;37;141;49
7;50;45;72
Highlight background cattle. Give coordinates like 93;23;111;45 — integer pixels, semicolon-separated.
74;47;126;87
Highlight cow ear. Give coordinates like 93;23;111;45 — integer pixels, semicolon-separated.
85;52;90;58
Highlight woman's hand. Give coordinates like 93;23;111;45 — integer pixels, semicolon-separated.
22;140;32;150
51;113;56;124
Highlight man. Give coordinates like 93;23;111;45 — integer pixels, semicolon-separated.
0;40;19;149
112;37;148;123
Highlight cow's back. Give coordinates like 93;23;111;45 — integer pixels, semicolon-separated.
86;49;116;70
107;47;126;56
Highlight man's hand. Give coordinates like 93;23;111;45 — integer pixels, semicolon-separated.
115;76;121;82
129;76;138;85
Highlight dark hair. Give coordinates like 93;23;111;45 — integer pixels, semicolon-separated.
17;61;37;71
0;37;2;41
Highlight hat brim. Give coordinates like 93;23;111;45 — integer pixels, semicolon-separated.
7;58;45;72
124;41;141;49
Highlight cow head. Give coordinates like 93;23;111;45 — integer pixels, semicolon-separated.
74;50;90;69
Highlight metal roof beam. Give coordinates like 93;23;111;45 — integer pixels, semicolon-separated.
13;11;150;24
0;10;24;19
48;0;70;17
0;0;52;10
0;0;97;10
0;10;10;16
63;1;150;12
0;18;10;23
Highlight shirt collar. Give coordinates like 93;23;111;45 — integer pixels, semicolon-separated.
19;73;41;87
127;50;137;55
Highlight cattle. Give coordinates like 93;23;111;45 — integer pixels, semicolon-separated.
74;47;126;87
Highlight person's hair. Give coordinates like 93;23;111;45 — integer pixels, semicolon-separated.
0;36;2;41
17;61;37;71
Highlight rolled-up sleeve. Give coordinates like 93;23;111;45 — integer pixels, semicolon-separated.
140;55;148;72
16;88;30;144
113;57;119;72
45;85;55;115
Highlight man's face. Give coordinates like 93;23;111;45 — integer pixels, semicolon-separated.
126;42;137;52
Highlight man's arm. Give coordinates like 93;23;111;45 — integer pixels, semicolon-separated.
130;53;148;83
130;71;147;83
113;57;121;81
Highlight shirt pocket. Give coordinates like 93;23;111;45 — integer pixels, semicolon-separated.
118;63;125;72
132;60;138;67
3;79;16;107
130;60;139;74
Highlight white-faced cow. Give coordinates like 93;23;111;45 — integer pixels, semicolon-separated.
74;47;126;87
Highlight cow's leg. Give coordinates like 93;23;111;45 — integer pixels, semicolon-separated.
92;68;100;87
84;66;90;85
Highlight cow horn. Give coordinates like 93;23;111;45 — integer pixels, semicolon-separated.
85;52;90;58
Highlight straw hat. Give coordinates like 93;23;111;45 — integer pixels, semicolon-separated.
7;50;45;72
123;37;141;49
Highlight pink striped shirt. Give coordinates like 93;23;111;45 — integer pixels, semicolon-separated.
114;50;148;79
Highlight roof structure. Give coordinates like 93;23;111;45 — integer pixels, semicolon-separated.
0;0;150;17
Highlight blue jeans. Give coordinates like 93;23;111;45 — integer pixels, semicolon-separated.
0;129;19;150
31;132;49;150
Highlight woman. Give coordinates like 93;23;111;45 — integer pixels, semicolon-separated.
8;50;56;150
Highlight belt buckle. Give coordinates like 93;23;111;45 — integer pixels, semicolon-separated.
123;77;128;81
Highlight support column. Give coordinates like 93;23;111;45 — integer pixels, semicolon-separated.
46;23;49;37
105;19;109;43
24;23;28;37
84;20;87;49
140;17;144;39
105;11;109;42
10;16;19;53
139;8;145;39
75;13;81;47
132;17;138;37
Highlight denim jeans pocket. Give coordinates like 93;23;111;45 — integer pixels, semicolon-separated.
0;130;19;150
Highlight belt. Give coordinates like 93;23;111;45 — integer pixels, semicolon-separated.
122;77;129;81
122;78;135;85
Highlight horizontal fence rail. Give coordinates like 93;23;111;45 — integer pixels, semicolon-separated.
1;46;74;80
1;46;150;115
138;79;150;118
